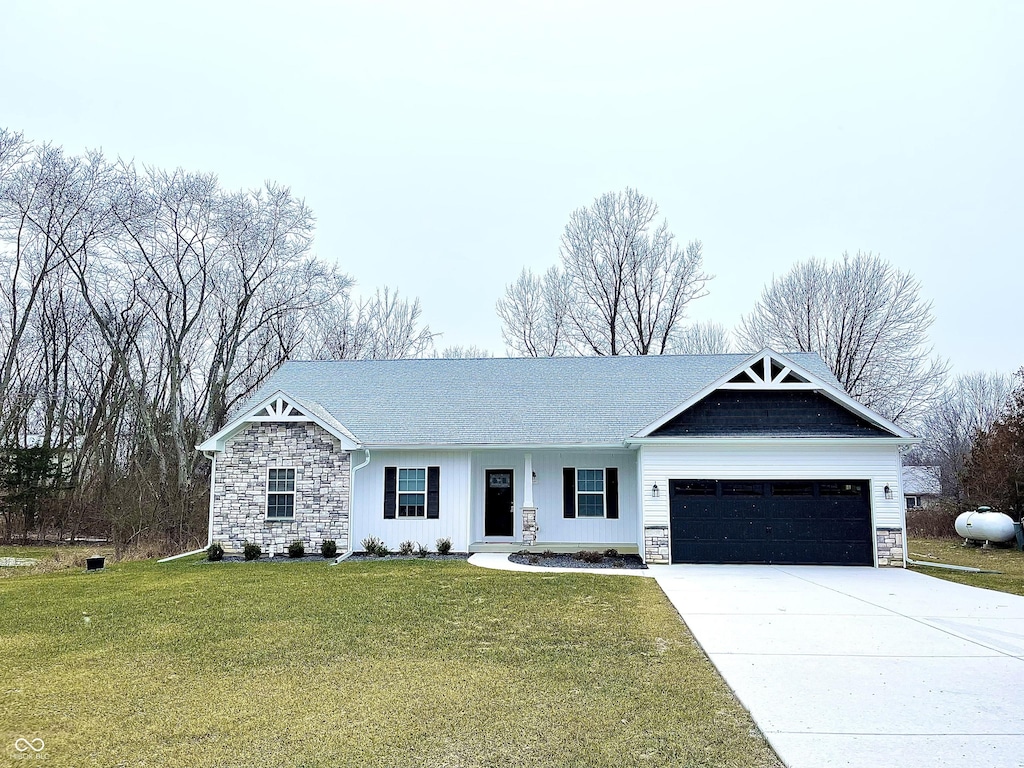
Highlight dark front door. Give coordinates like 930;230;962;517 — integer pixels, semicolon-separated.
669;479;873;565
485;469;514;537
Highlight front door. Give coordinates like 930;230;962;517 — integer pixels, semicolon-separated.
485;469;514;537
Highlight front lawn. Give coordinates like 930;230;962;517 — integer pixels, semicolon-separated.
0;557;780;767
908;537;1024;596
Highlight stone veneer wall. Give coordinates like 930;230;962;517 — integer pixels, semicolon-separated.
875;527;905;567
212;422;350;553
644;525;670;564
521;506;537;545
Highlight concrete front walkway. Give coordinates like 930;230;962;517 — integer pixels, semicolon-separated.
654;565;1024;768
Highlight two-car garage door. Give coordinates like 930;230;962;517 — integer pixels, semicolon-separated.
669;479;873;565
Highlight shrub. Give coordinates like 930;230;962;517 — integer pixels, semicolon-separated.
398;540;416;556
540;549;557;559
528;555;540;564
417;542;430;558
603;548;619;558
243;542;261;561
207;543;224;562
436;537;452;555
288;540;305;558
320;539;338;558
575;550;605;564
361;536;389;557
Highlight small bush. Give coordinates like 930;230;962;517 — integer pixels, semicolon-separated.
398;540;416;556
540;549;557;559
243;542;261;561
320;539;337;558
603;548;619;558
417;542;430;558
575;550;605;564
436;537;452;555
288;540;305;558
361;536;389;557
528;555;540;564
207;543;224;562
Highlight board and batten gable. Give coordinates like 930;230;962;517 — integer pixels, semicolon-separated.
211;421;351;553
638;440;907;565
350;450;472;553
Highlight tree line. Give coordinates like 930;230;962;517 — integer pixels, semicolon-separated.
1;132;1018;548
0;129;432;548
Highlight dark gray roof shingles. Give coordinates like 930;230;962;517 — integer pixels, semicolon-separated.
246;353;842;446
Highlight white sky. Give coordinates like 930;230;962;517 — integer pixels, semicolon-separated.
3;0;1021;373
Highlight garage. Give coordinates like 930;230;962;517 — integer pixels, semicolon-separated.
669;479;874;565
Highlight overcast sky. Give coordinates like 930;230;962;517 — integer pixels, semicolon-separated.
4;1;1021;374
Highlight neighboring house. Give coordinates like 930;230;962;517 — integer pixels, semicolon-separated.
198;349;918;567
901;466;942;510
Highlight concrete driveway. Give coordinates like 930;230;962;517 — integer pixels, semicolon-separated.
653;565;1024;768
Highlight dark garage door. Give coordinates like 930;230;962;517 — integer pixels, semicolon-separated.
669;479;873;565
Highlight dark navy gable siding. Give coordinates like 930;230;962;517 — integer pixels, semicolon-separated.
651;390;894;438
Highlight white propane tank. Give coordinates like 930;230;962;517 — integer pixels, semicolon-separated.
955;507;1016;543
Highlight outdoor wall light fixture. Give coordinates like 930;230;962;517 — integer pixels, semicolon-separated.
884;484;893;500
532;471;537;483
652;483;659;498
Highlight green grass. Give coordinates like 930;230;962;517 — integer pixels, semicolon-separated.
908;537;1024;596
0;557;780;767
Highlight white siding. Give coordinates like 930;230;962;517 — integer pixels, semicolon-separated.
351;450;471;553
640;441;906;530
469;449;639;545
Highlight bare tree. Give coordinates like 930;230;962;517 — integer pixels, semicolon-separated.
668;320;733;355
496;267;568;357
736;252;948;424
433;345;493;359
913;371;1012;505
499;189;710;357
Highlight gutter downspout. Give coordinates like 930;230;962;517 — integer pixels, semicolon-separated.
906;557;1001;574
160;449;218;564
334;448;370;565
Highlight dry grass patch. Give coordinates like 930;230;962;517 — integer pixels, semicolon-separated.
908;537;1024;596
0;558;780;767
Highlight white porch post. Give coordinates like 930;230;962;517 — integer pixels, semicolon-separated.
522;453;538;545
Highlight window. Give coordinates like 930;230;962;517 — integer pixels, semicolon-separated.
771;481;814;497
267;468;295;518
397;468;426;518
576;469;605;517
673;480;717;496
906;495;920;509
820;482;865;497
721;481;765;496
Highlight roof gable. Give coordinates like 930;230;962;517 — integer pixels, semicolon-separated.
197;390;360;452
633;350;911;439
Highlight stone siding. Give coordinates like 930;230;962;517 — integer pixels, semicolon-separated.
521;506;537;545
876;527;905;567
644;525;670;564
212;422;350;554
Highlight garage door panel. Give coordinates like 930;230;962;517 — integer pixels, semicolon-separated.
669;479;872;565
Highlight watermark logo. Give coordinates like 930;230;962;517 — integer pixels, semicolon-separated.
11;737;46;760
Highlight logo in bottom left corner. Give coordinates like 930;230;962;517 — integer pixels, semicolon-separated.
12;737;45;760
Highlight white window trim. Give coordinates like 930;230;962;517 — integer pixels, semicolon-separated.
266;467;296;520
397;467;428;519
575;467;607;519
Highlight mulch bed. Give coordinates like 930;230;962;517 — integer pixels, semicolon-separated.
508;551;647;569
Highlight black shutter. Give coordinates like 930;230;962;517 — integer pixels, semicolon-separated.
427;466;440;519
563;468;576;518
383;466;397;519
606;467;619;519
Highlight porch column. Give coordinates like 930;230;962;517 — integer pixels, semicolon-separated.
522;453;538;546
